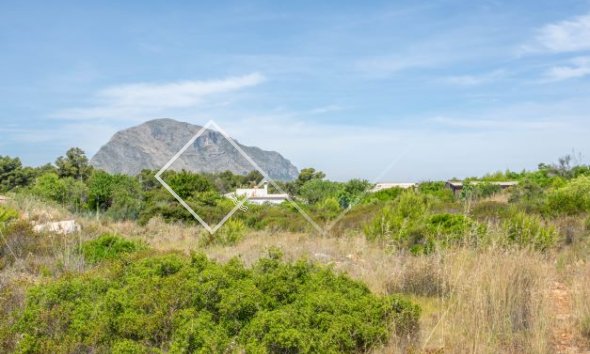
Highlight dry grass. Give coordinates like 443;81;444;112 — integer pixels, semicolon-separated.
572;261;590;347
3;195;590;353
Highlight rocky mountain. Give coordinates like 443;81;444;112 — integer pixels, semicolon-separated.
90;119;299;180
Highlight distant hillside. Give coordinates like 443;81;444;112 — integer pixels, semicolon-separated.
90;118;299;180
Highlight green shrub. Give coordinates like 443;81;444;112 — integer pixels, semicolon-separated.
469;201;512;220
87;171;143;219
418;181;455;202
502;212;557;250
13;252;420;353
425;213;482;247
82;234;145;263
299;179;343;205
317;197;341;219
31;173;89;211
364;191;432;251
509;178;546;213
0;206;18;226
581;315;590;340
364;187;404;203
0;220;40;269
547;176;590;215
200;219;247;246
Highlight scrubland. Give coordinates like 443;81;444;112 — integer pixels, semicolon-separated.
1;192;589;353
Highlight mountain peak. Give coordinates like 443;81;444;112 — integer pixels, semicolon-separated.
90;119;299;180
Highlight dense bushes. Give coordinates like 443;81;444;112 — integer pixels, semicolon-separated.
363;188;558;253
502;212;557;250
363;191;479;254
13;251;420;353
547;176;590;215
0;206;19;226
82;234;146;263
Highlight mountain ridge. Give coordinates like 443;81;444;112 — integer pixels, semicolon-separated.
90;118;299;180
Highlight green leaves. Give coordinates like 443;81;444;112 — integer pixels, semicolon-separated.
14;252;420;353
55;147;93;181
82;234;145;264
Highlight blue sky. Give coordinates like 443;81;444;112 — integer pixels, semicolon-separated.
1;0;590;181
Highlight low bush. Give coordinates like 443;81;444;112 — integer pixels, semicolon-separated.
425;213;483;248
502;212;557;250
82;234;145;263
0;220;41;269
547;176;590;215
0;206;19;226
13;252;420;353
469;201;512;221
581;316;590;340
364;191;486;253
418;181;455;202
200;219;247;247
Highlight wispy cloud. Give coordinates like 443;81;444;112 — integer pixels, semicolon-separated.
308;105;346;115
443;69;505;86
355;54;437;77
52;73;265;120
526;13;590;53
430;116;564;130
544;56;590;81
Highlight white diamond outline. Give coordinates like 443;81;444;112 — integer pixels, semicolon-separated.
155;120;324;235
322;143;415;234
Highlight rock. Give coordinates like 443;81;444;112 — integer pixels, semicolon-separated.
33;220;81;235
90;118;299;180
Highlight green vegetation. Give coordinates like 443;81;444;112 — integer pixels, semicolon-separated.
12;249;419;353
82;234;146;263
3;149;590;253
3;150;590;352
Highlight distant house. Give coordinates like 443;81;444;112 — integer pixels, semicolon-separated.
224;182;289;205
445;180;518;195
370;182;417;193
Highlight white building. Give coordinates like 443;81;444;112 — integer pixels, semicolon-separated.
224;182;289;205
370;182;417;193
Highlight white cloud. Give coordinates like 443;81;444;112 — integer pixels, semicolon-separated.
529;13;590;53
544;56;590;81
308;105;346;115
355;54;437;76
52;73;265;120
444;70;505;86
218;115;587;182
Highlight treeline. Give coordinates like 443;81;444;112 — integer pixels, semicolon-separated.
2;149;590;248
0;148;374;228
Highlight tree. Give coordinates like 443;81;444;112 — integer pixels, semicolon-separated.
287;168;326;196
87;170;143;219
339;179;371;208
55;147;92;180
242;170;264;187
0;156;34;191
163;170;213;199
31;173;88;211
547;176;590;215
299;179;342;204
297;168;325;185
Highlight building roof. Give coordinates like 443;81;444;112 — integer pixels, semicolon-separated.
370;182;417;192
249;195;289;200
446;181;519;188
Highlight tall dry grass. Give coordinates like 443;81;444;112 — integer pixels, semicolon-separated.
4;195;589;353
572;262;590;345
202;231;555;353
